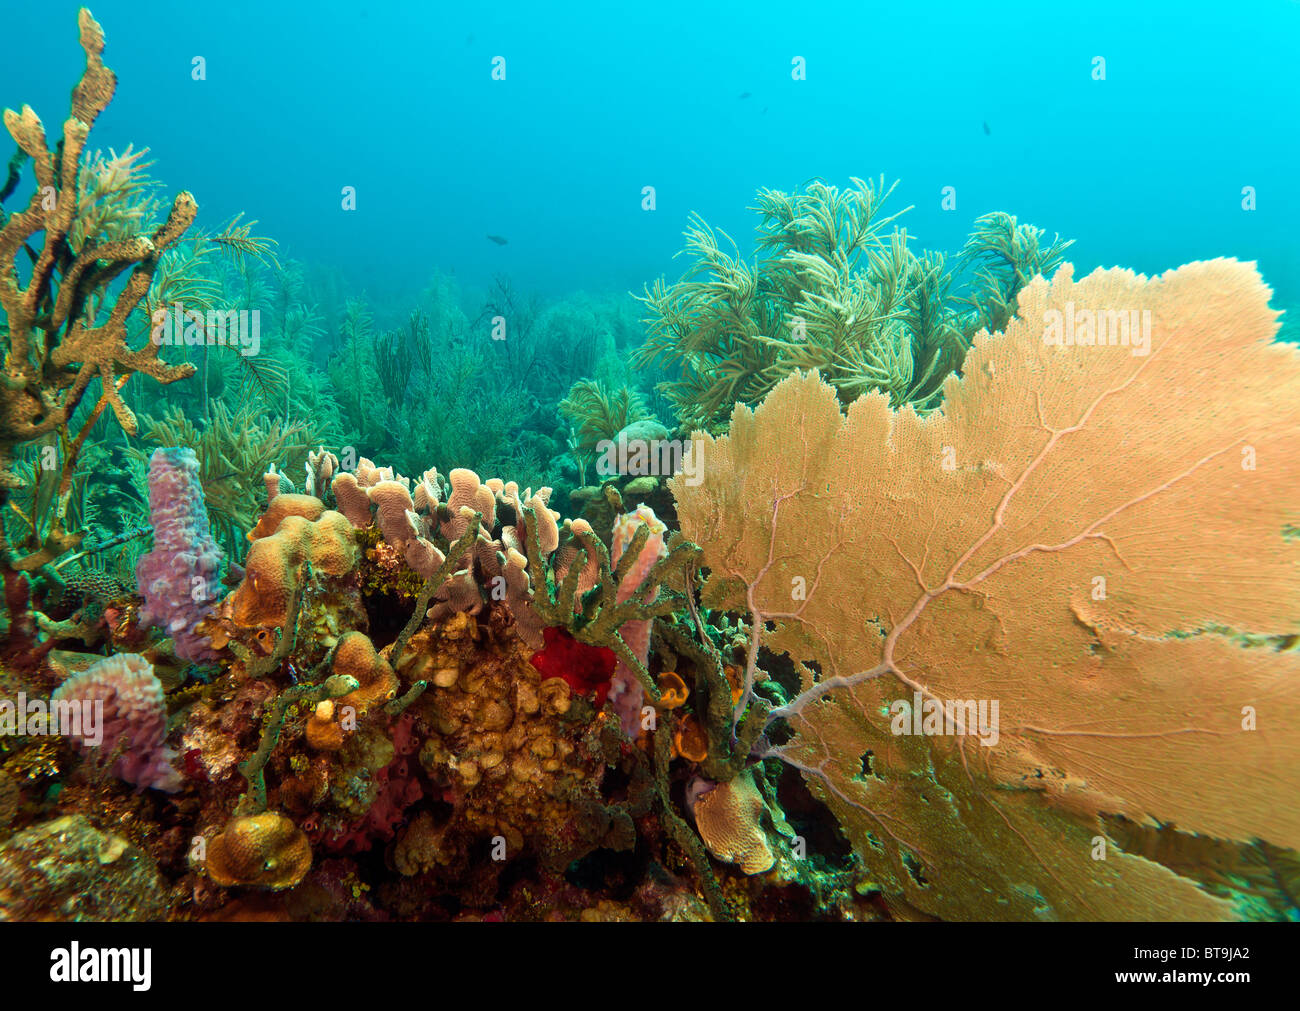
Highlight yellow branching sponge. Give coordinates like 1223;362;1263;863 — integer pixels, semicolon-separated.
671;260;1300;920
0;9;198;489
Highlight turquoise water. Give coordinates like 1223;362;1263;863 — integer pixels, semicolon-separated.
6;0;1297;308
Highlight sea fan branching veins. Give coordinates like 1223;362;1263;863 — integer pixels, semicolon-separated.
672;259;1300;920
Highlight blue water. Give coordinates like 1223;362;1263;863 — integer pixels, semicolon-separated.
4;0;1298;312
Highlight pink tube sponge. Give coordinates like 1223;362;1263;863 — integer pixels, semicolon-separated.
52;653;182;793
607;504;669;736
134;447;225;662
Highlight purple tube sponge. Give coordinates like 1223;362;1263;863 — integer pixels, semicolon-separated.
135;447;225;662
52;653;182;793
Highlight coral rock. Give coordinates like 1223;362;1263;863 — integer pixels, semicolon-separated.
206;812;311;891
0;815;166;920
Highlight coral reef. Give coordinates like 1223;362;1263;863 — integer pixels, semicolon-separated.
0;814;166;920
2;9;1292;929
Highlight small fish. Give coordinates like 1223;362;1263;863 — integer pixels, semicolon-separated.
738;91;751;100
487;234;508;245
983;120;991;135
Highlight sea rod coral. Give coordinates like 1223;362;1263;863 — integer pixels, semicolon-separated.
671;258;1300;920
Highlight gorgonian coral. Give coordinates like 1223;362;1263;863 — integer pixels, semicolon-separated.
635;176;1071;431
671;259;1300;920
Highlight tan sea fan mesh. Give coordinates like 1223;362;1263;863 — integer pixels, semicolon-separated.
671;259;1300;920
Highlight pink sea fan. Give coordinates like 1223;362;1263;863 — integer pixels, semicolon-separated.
52;653;182;793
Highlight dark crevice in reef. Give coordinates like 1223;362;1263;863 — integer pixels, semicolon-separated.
772;761;854;869
564;843;647;902
361;588;413;651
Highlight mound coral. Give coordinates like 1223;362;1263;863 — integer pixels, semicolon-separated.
688;770;775;875
671;258;1300;920
205;811;311;891
303;631;398;750
135;447;225;661
51;652;181;792
210;505;361;669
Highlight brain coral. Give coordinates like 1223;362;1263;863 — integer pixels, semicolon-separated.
688;770;774;875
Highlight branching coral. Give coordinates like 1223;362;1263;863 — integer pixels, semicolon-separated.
671;259;1300;920
0;10;199;494
635;176;1071;431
